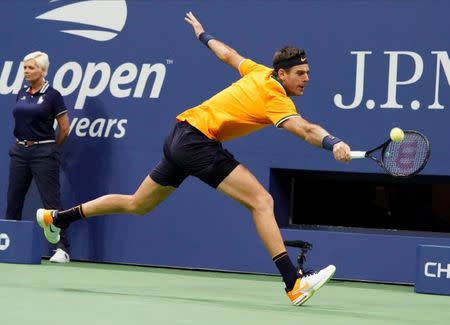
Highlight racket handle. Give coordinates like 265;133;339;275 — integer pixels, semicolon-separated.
350;151;367;159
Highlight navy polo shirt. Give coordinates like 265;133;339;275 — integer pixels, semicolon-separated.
13;81;67;141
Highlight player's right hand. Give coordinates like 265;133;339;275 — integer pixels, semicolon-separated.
333;141;351;163
184;11;205;38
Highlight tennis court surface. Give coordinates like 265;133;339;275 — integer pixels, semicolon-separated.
1;261;448;324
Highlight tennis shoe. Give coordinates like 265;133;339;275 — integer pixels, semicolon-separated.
287;264;336;306
49;248;70;263
36;208;60;244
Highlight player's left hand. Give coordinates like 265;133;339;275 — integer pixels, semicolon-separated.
184;11;205;38
333;141;351;162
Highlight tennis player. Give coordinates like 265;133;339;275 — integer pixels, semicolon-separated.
37;12;351;305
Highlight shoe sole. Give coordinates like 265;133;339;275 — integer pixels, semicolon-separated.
292;291;314;306
44;226;60;244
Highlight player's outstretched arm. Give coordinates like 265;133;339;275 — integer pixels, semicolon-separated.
281;117;351;162
185;11;245;71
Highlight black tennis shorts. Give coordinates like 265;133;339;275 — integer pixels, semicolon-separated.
150;122;240;188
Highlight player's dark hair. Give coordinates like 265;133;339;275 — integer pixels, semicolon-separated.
272;47;307;77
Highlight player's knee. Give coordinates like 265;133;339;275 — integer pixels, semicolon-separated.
251;191;274;213
128;196;149;216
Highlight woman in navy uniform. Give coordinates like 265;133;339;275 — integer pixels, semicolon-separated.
5;51;70;263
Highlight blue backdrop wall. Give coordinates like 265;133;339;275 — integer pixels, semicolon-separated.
0;0;449;283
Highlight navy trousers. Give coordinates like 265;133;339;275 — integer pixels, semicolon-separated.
6;142;69;252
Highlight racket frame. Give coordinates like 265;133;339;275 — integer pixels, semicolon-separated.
351;130;430;178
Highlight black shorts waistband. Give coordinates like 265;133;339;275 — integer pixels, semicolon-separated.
177;121;211;138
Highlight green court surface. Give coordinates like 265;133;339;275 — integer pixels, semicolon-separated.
0;261;448;325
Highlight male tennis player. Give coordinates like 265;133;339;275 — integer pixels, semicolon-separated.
37;12;351;305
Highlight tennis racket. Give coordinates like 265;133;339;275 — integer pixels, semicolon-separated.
350;130;430;177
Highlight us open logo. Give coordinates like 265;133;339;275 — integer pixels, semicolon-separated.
0;233;10;251
0;0;168;139
36;0;127;41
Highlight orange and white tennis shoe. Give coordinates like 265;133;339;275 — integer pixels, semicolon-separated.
36;208;61;244
287;265;336;305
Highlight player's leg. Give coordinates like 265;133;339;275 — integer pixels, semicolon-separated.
36;174;176;246
170;126;304;298
218;165;285;256
216;165;304;298
217;164;292;260
81;175;175;217
37;175;175;230
217;164;335;305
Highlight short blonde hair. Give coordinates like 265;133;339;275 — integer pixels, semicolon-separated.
23;51;50;76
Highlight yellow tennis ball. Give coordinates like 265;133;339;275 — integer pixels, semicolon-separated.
390;127;404;142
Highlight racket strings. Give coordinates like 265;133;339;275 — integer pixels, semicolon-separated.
382;133;429;176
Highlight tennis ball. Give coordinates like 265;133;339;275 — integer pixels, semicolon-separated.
390;127;404;142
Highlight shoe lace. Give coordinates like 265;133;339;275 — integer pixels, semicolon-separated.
300;268;315;277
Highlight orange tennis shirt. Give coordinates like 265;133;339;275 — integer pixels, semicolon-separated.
176;59;300;142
